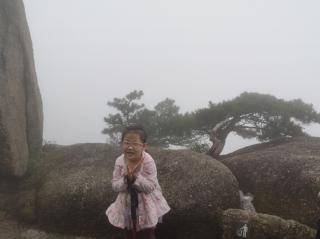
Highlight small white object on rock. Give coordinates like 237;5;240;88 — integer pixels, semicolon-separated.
240;190;256;213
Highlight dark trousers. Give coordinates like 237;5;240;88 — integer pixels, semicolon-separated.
124;228;156;239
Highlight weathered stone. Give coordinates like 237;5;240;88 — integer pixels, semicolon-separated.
0;0;43;177
222;209;316;239
222;136;320;228
35;144;239;238
0;211;21;239
14;189;37;223
0;211;96;239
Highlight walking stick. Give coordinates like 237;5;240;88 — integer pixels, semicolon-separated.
128;176;139;239
316;219;320;239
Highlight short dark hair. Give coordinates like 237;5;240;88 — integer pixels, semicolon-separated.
121;124;147;143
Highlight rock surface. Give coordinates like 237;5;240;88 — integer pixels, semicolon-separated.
29;144;240;239
222;136;320;227
0;0;43;177
0;210;95;239
222;209;316;239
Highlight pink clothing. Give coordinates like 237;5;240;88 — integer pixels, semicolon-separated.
106;151;170;231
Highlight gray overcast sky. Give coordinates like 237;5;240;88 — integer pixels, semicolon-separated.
23;0;320;153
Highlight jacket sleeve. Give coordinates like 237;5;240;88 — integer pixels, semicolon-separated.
111;159;127;192
133;159;158;194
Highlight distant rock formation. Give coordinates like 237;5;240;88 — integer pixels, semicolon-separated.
0;0;43;177
222;136;320;228
14;144;239;239
222;209;316;239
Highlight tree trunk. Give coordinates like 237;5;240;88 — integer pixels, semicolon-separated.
206;117;239;158
206;134;225;158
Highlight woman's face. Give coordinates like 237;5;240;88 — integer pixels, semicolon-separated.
121;132;146;162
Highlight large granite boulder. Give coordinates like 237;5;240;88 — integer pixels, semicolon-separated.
26;144;240;239
222;209;316;239
0;0;43;177
222;136;320;227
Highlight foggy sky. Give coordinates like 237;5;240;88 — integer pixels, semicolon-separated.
23;0;320;153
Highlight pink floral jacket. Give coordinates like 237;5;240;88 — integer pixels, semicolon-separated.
106;151;170;230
